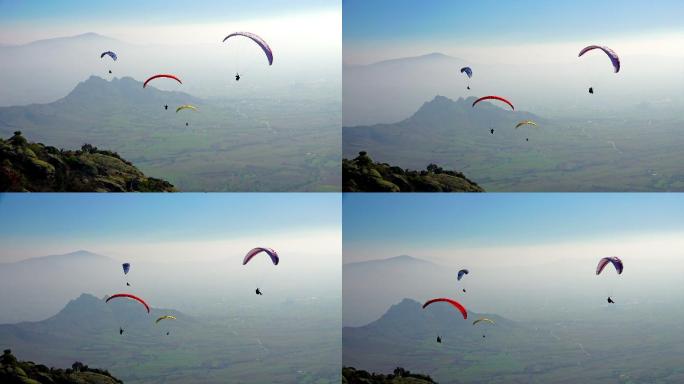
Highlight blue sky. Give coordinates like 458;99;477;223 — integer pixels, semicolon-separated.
343;193;684;252
0;193;340;246
344;0;684;46
0;0;336;25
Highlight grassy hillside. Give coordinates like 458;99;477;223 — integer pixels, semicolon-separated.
0;349;122;384
343;151;483;192
0;131;175;191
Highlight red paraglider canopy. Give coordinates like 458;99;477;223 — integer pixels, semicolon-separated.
472;95;515;110
143;74;182;88
105;293;151;313
422;298;468;319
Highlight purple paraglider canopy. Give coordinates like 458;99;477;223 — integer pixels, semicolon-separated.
223;32;273;66
596;256;623;275
578;45;620;73
243;247;279;266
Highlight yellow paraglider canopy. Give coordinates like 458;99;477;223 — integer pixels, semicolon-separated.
472;317;495;326
155;315;177;324
175;105;198;113
515;120;538;129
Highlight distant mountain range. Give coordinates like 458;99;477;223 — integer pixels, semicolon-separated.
0;250;123;323
344;53;472;126
0;131;176;191
344;255;458;327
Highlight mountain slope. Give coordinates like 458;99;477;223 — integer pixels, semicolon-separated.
0;75;340;192
343;299;561;384
343;256;456;327
0;131;176;191
343;151;483;192
0;293;341;384
1;348;122;384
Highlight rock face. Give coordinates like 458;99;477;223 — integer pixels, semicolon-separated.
0;131;175;192
343;151;483;192
343;367;437;384
0;349;123;384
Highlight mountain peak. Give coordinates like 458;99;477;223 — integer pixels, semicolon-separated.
384;255;430;264
420;52;452;59
61;75;199;107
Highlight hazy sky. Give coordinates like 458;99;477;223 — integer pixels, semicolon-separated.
0;0;339;45
343;193;684;264
0;193;341;264
343;0;684;64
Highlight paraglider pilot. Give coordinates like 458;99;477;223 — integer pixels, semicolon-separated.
235;73;241;81
256;288;263;295
490;128;495;135
436;336;441;343
607;297;615;304
164;104;169;110
119;327;124;335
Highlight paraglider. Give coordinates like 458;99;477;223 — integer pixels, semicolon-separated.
579;45;619;94
472;95;515;110
244;248;279;295
423;298;467;343
457;269;469;292
596;257;623;275
155;315;177;324
176;105;197;126
176;105;198;113
156;315;176;335
457;269;469;281
578;45;620;73
105;293;151;313
460;67;472;89
100;51;117;61
243;247;279;266
422;298;468;319
100;51;117;74
515;120;538;129
122;263;131;287
597;257;623;304
473;317;495;338
473;317;495;326
223;32;273;65
223;32;273;81
143;74;182;88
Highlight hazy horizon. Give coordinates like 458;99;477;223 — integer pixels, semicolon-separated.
0;193;341;322
344;194;684;325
